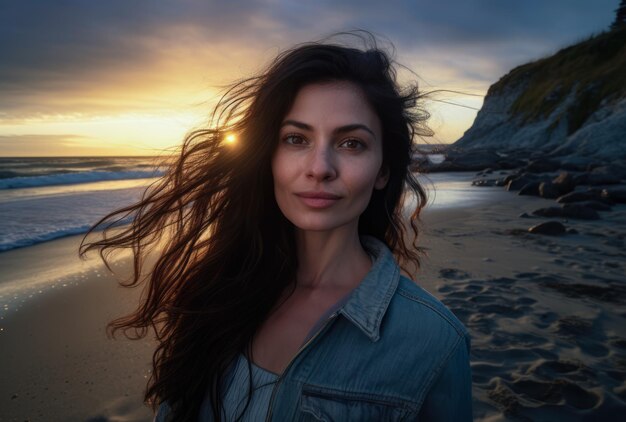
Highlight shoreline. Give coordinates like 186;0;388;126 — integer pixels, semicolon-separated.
1;180;625;420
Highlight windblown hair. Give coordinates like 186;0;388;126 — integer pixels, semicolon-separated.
79;31;431;422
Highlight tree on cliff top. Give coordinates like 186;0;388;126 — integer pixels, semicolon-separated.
612;0;626;30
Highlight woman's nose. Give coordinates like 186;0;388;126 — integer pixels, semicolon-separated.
306;145;337;181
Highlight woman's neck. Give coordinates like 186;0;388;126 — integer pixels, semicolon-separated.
294;224;372;291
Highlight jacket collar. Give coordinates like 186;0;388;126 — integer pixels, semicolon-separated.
338;236;400;342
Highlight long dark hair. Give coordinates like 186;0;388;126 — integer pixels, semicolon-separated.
79;31;431;422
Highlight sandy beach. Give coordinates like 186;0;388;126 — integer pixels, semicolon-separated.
1;175;625;421
0;235;156;422
418;175;626;421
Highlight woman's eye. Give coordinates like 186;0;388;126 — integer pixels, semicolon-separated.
283;134;307;145
339;139;364;149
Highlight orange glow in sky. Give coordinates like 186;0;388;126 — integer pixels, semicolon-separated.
0;29;488;157
1;1;613;157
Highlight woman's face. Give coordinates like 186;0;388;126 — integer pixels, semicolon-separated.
272;81;388;233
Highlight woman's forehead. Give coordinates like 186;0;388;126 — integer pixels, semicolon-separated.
282;81;381;136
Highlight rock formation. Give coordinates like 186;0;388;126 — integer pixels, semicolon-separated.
452;27;626;163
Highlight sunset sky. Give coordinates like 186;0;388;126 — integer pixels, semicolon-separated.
0;0;618;156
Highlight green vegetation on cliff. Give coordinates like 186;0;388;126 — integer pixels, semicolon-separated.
489;27;626;135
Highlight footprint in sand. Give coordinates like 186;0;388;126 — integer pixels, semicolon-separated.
438;268;471;280
533;311;559;329
510;378;600;410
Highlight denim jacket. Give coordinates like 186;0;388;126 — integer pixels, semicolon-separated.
156;236;472;421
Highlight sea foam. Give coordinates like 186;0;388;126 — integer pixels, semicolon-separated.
0;169;164;189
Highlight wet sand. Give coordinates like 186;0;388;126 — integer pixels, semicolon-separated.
1;183;625;421
419;184;626;421
0;237;156;422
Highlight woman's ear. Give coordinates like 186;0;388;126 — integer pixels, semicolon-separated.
375;166;389;190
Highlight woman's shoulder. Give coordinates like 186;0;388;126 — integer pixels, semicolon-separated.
391;274;470;346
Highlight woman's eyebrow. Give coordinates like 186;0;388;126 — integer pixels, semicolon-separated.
281;119;376;138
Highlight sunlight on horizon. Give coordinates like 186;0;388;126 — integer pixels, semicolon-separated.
0;53;483;157
0;99;477;157
0;110;209;156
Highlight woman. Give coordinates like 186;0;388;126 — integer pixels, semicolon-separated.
80;32;472;421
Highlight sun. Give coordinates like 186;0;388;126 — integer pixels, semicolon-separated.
225;134;237;145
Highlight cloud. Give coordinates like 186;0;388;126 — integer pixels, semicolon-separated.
0;134;89;156
0;134;144;156
0;1;276;117
0;0;619;122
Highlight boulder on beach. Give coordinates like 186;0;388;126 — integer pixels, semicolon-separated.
538;182;562;199
532;204;600;220
580;172;623;186
561;203;602;220
518;181;541;196
472;179;500;187
532;207;564;218
556;191;602;203
601;188;626;203
551;172;576;194
507;174;544;191
528;221;567;236
576;200;612;211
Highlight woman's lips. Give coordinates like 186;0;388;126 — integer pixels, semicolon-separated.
295;192;341;208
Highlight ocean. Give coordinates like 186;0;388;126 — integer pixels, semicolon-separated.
0;156;166;252
0;155;495;253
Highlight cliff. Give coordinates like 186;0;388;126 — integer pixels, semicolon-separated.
453;27;626;161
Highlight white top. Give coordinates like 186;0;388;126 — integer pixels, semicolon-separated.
202;353;279;421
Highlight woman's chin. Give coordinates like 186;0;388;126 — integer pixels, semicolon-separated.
290;218;356;234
